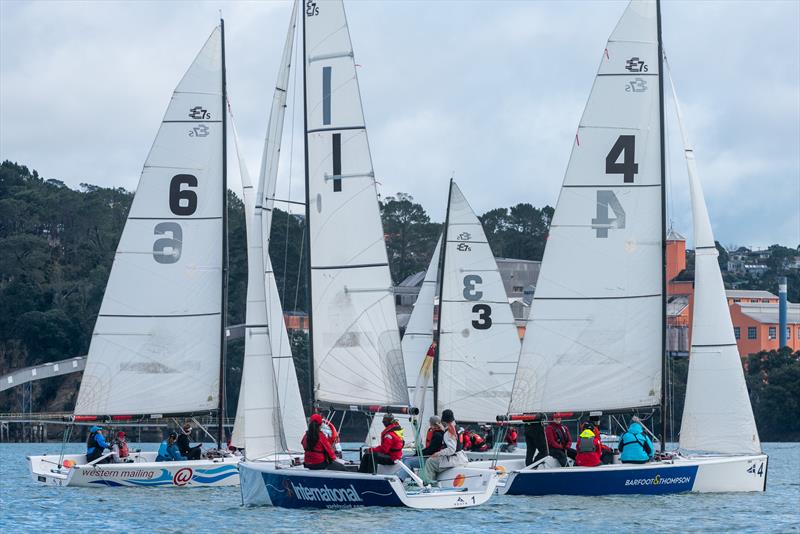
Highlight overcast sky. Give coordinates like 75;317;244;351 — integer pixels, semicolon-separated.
1;0;798;249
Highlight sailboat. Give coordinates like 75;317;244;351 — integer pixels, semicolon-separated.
401;182;521;440
27;22;240;488
238;0;498;509
484;0;767;496
373;180;521;452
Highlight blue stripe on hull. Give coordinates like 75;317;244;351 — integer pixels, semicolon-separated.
505;465;699;496
261;471;404;509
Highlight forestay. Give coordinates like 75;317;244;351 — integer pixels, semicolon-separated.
304;0;407;406
669;70;761;455
437;182;519;422
75;28;224;416
510;0;663;414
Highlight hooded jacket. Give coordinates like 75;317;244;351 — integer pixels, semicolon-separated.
371;422;404;461
618;422;654;463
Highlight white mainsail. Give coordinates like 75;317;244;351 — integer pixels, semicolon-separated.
75;28;224;416
668;69;761;455
304;0;407;407
437;182;520;422
510;0;663;414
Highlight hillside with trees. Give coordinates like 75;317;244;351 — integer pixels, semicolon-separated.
1;160;798;443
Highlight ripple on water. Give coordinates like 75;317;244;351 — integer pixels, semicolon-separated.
1;442;798;533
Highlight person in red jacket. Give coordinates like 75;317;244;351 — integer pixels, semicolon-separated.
503;427;519;452
359;414;405;473
575;428;602;467
545;414;575;467
580;419;614;465
302;414;347;471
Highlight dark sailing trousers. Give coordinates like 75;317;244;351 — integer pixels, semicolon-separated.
524;424;549;466
358;451;394;473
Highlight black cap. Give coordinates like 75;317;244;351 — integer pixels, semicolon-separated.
441;409;455;423
168;431;177;439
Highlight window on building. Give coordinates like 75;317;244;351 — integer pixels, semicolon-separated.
395;294;402;306
751;299;759;303
787;326;792;340
768;326;776;340
734;327;740;340
748;327;757;340
733;298;741;303
512;286;524;292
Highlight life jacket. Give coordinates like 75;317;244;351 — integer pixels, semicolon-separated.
455;430;464;452
116;439;129;458
425;427;435;449
577;429;596;453
506;428;518;445
553;425;568;447
459;432;472;451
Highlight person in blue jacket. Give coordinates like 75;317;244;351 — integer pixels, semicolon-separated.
86;426;112;463
156;432;187;462
618;420;654;464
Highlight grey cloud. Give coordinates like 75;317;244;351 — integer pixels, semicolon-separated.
1;0;797;249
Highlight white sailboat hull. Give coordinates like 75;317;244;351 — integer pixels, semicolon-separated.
27;452;240;488
480;453;767;495
238;459;498;509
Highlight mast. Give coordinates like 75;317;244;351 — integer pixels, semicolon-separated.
432;178;453;416
217;17;229;449
656;0;668;452
301;4;315;411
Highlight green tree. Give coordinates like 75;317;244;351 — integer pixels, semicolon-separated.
380;193;440;284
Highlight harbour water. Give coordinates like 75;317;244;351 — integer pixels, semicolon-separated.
1;442;797;532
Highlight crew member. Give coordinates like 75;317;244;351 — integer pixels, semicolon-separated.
469;430;488;452
177;423;202;460
422;415;445;456
156;432;186;462
359;414;404;473
422;409;468;480
503;426;518;452
458;427;471;451
580;419;614;465
111;431;130;463
302;414;347;471
86;426;112;463
575;427;602;467
544;415;574;467
619;420;654;464
524;418;549;466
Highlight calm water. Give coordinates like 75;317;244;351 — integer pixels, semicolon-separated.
1;442;797;532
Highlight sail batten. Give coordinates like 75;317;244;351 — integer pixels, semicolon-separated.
510;0;663;415
74;28;224;417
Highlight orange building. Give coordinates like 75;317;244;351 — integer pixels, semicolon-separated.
728;299;800;355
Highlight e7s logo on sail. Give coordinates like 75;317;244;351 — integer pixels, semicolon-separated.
306;1;319;16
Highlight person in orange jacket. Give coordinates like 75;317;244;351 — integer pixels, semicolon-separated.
503;426;519;452
359;414;404;473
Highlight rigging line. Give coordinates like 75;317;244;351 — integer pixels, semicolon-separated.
282;16;301;312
